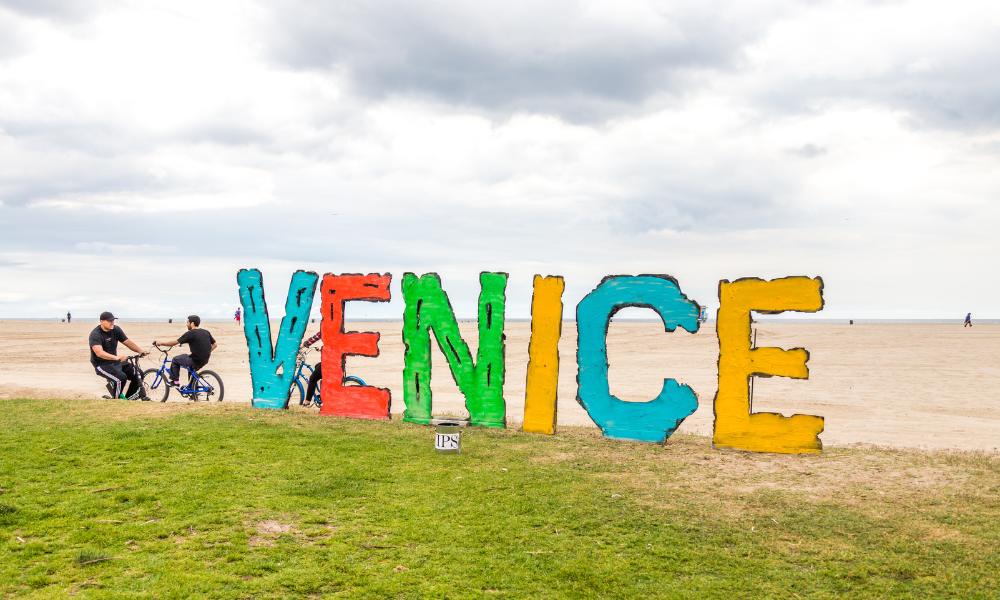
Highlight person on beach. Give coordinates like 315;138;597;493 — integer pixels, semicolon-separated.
302;330;322;406
964;313;972;327
66;311;71;324
90;311;149;400
153;315;217;387
234;307;241;325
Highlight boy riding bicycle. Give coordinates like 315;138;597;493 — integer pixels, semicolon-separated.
153;315;217;387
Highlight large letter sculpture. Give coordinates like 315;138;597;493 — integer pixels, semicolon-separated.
402;272;507;428
320;273;392;420
576;275;700;443
522;275;565;435
237;269;318;409
714;276;825;454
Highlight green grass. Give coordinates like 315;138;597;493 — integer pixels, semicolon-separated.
0;400;997;599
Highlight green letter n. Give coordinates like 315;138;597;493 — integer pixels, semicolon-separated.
402;272;507;428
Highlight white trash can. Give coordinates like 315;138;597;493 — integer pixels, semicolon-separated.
434;422;462;454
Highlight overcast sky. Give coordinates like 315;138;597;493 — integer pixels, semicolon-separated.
1;0;998;321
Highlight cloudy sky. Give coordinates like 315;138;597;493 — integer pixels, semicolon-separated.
1;0;997;320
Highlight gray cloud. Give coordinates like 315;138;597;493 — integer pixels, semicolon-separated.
761;65;1000;133
263;0;1000;132
0;117;157;158
886;59;1000;131
0;150;191;208
747;5;1000;133
0;166;149;207
786;144;827;158
265;1;783;122
607;172;796;234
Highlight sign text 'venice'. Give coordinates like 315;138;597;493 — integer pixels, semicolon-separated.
237;270;825;455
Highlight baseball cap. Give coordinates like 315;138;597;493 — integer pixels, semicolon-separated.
99;311;116;322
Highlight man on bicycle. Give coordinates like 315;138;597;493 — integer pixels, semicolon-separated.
90;311;149;400
153;315;217;387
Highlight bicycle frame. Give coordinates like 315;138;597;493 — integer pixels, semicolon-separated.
148;346;215;396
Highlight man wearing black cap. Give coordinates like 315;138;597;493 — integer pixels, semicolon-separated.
89;312;149;400
154;315;217;387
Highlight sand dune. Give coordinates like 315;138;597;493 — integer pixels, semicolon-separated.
1;319;996;452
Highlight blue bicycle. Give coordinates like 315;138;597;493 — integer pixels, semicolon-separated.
142;343;225;402
290;346;366;408
290;346;321;407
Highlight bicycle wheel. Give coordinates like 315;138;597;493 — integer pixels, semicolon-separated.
141;368;169;402
344;375;366;386
193;370;225;402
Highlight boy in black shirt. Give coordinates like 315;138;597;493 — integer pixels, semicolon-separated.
154;315;218;386
89;311;149;400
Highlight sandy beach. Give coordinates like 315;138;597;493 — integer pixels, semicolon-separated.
1;319;996;452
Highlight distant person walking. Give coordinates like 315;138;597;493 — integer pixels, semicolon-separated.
234;307;242;326
66;311;71;324
964;312;972;327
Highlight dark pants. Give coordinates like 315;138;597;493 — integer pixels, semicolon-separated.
96;361;141;399
305;362;322;404
170;354;205;381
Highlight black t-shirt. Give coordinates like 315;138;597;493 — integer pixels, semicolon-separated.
89;325;128;367
178;328;216;368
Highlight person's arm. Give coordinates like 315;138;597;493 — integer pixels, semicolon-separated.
91;344;121;362
155;331;187;347
210;333;218;351
122;338;148;356
302;331;322;348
